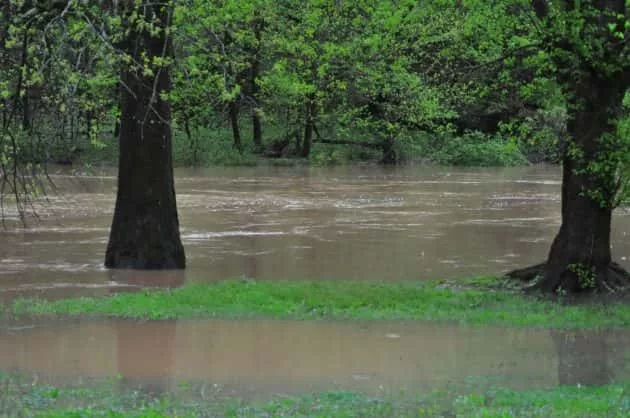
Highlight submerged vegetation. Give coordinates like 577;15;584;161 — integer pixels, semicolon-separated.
1;373;629;417
9;278;630;328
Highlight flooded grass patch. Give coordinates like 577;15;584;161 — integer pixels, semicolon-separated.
8;278;630;327
0;373;628;417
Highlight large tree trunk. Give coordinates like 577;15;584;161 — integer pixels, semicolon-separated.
105;1;185;269
509;0;630;294
508;76;628;292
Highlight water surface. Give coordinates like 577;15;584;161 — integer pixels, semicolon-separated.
1;318;627;398
2;164;630;299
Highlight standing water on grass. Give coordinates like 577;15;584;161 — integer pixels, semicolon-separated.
3;164;630;300
1;318;628;399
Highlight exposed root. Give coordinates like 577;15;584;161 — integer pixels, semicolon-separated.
601;263;630;292
601;280;617;294
505;262;546;281
504;261;630;295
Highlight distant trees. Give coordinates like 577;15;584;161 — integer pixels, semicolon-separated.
172;0;267;154
1;0;114;220
2;0;570;168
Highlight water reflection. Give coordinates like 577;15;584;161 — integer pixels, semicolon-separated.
552;330;614;386
0;319;627;397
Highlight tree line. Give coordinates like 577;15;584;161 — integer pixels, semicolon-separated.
1;0;579;167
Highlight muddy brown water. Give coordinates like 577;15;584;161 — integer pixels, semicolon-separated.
2;165;630;399
1;318;629;398
3;164;630;300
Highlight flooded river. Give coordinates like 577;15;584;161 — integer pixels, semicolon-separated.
1;164;630;400
2;164;630;299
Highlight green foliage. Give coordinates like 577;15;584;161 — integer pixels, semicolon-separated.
568;263;597;290
613;92;630;205
427;131;528;166
171;125;258;166
11;278;630;327
3;0;575;169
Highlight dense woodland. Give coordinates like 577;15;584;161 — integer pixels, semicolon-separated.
5;0;625;169
1;0;629;294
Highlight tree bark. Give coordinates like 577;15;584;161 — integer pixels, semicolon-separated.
507;0;630;293
301;99;314;158
381;138;397;164
105;1;185;269
508;75;629;292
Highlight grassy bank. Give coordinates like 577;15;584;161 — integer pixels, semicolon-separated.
8;278;630;328
1;374;628;417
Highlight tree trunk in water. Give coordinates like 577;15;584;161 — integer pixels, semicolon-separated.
508;76;628;292
301;100;314;158
252;107;262;151
105;1;185;270
183;116;198;164
229;100;242;152
381;138;397;164
250;18;263;150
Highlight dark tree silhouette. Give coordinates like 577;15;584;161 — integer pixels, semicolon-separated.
105;1;185;269
508;0;630;293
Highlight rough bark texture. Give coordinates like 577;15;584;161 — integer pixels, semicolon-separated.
105;1;185;269
508;75;629;292
507;0;630;293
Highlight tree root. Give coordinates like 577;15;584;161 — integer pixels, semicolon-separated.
504;261;630;295
505;262;546;281
601;262;630;292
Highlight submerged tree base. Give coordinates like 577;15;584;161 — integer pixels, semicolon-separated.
506;262;630;295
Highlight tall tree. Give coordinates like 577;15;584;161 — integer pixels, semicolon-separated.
509;0;630;293
105;0;185;269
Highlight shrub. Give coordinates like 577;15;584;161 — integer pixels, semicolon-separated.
428;131;528;166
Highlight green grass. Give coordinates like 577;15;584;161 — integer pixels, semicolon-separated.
8;278;630;328
1;373;629;417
